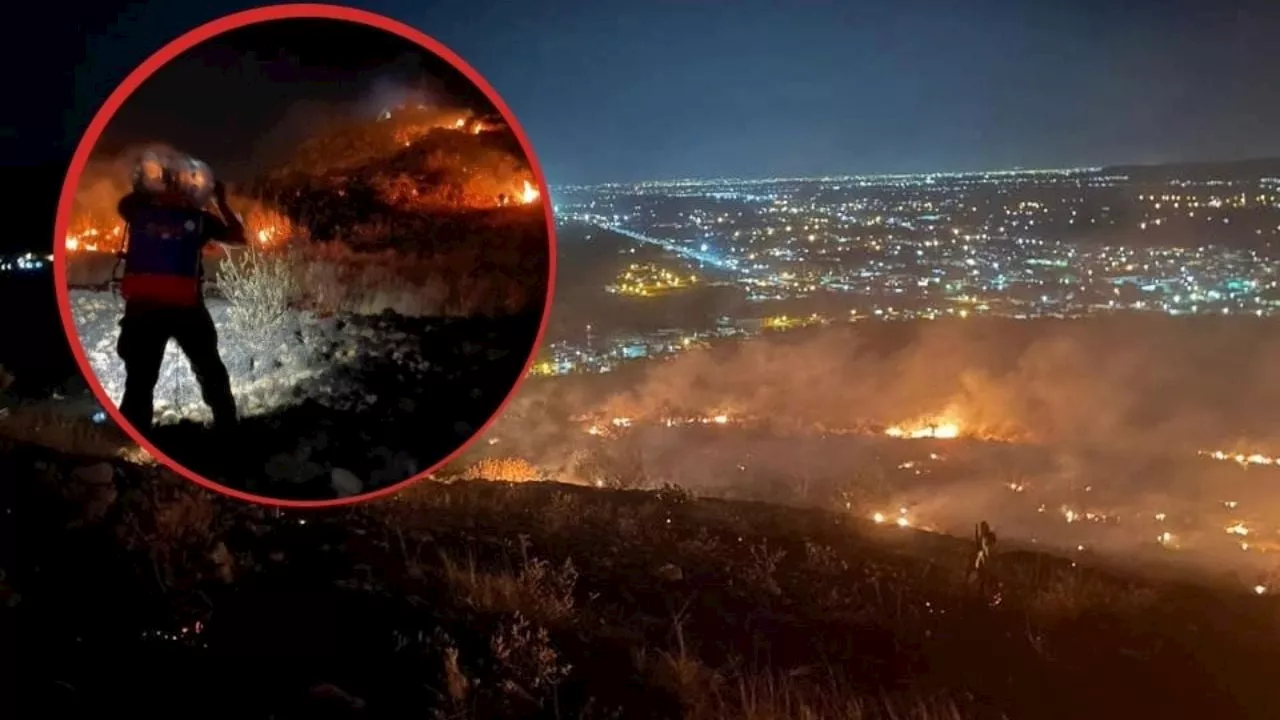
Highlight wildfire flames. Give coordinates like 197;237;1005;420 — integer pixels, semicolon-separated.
1200;450;1280;467
63;202;294;255
575;410;977;441
884;421;962;440
520;180;540;205
64;225;122;253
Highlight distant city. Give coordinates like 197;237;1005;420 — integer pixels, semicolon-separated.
538;163;1280;376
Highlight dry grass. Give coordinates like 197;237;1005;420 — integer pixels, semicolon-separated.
441;550;578;625
646;649;964;720
288;233;545;318
461;456;543;484
215;243;300;340
1019;564;1162;622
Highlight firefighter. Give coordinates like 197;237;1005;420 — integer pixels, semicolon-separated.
115;154;247;435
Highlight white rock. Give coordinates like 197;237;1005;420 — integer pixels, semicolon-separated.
331;468;363;497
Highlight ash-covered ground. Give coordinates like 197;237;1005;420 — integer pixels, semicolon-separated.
69;289;540;500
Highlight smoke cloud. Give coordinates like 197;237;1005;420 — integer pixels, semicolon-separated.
479;316;1280;579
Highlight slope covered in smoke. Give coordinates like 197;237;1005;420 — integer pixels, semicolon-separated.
530;315;1280;455
461;315;1280;579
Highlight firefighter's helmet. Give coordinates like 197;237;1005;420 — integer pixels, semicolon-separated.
131;149;215;206
132;150;170;194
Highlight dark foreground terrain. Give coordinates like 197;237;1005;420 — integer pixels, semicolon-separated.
144;309;541;501
4;434;1280;719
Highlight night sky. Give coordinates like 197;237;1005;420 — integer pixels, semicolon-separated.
4;0;1280;186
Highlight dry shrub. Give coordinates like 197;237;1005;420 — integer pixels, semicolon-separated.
215;244;299;339
462;457;542;484
490;611;572;705
743;540;788;598
442;552;578;625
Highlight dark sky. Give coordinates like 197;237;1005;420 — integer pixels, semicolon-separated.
4;0;1280;185
93;17;495;180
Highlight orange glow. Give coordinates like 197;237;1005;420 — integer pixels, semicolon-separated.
63;197;294;254
519;180;540;204
65;224;123;254
884;421;961;440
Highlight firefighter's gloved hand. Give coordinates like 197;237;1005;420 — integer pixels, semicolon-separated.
214;180;228;202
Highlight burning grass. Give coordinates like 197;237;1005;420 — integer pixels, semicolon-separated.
262;105;539;215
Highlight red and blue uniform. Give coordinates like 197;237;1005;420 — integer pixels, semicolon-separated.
118;192;231;307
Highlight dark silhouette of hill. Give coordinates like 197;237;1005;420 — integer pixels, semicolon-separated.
1100;156;1280;181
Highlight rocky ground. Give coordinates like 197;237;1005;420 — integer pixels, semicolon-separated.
68;290;541;500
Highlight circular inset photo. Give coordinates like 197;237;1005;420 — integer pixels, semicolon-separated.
53;6;555;506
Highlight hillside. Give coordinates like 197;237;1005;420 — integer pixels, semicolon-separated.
4;431;1280;719
255;105;543;249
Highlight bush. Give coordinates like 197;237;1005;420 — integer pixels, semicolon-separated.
462;456;542;483
215;244;299;341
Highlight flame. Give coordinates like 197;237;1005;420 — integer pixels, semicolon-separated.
519;180;540;204
63;200;291;255
1201;449;1280;467
64;224;122;253
1226;521;1250;537
884;421;961;440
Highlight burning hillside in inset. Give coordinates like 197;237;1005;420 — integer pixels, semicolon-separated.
258;104;540;224
63;104;541;255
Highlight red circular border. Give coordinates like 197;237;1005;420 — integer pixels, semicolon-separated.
52;3;558;509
